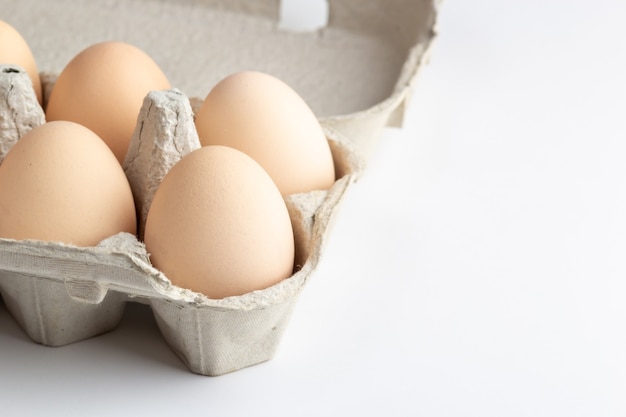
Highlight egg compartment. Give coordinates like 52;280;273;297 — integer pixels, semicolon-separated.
0;67;363;376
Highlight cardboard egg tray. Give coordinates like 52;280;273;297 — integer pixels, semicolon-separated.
0;0;439;375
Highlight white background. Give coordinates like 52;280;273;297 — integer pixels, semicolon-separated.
2;0;626;415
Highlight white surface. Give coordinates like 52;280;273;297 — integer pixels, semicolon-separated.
2;0;626;415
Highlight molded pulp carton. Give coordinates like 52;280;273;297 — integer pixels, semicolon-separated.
0;0;439;375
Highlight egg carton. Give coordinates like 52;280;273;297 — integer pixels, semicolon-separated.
0;0;440;376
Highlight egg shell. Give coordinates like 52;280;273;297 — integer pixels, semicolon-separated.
0;0;438;376
0;20;42;105
195;71;336;196
45;41;171;164
0;120;137;246
144;145;296;299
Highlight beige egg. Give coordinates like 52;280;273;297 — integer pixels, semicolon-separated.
144;145;295;299
194;71;335;196
0;20;42;105
0;121;137;246
46;41;171;164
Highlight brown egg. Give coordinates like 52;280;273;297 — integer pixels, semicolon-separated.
0;20;42;105
194;71;335;196
0;121;137;246
46;41;171;164
144;145;295;299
